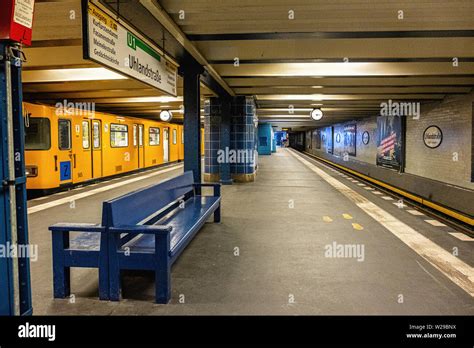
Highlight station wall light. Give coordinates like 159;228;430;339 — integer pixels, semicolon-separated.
310;108;323;121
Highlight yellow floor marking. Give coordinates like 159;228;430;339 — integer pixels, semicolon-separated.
342;213;353;220
323;216;333;222
352;223;364;230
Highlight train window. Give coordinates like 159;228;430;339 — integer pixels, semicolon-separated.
181;129;184;144
149;127;160;146
58;119;72;150
25;117;51;150
93;121;101;148
82;121;90;149
138;125;144;146
172;129;177;144
133;124;137;146
110;123;129;148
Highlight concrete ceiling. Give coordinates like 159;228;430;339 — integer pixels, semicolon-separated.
23;0;474;129
159;0;474;128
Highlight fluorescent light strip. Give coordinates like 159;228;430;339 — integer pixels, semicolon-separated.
23;68;127;83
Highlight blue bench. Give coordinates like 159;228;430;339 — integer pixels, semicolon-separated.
49;171;221;304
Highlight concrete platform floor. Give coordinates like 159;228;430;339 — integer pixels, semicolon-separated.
27;148;474;315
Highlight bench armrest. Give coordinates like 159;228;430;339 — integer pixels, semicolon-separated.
109;225;172;235
193;183;221;197
49;223;105;233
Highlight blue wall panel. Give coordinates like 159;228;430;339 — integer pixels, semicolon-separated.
258;124;273;155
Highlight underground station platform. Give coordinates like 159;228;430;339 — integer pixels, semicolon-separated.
0;0;473;346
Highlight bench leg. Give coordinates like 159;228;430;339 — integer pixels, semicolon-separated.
109;267;121;301
52;231;70;298
214;205;221;223
98;233;110;301
155;233;171;304
108;234;122;301
53;266;70;298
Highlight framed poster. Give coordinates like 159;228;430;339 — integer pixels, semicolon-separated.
343;123;357;156
376;116;404;170
327;127;334;154
313;129;321;149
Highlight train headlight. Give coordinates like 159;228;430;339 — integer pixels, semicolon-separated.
159;110;173;122
25;165;38;177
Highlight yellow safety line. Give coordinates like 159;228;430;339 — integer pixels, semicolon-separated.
303;152;474;226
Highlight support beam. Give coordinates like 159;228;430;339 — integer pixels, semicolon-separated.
181;60;204;186
0;42;33;316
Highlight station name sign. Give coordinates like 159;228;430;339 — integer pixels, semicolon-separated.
83;0;177;96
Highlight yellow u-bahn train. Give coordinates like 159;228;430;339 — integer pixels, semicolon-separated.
23;102;203;192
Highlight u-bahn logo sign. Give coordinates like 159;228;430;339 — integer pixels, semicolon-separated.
423;125;443;149
82;0;177;96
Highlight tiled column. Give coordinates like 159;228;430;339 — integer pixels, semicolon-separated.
231;96;258;182
203;98;221;182
204;96;258;183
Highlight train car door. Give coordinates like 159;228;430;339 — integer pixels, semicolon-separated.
57;118;74;185
138;124;145;168
163;127;169;162
133;124;138;167
73;119;93;183
91;120;103;178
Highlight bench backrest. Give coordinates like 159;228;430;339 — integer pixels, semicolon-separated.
102;171;195;227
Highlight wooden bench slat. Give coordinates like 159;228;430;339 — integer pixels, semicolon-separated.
105;171;195;227
120;196;220;255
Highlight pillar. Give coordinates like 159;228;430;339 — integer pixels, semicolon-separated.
0;42;32;316
180;61;204;185
204;96;258;183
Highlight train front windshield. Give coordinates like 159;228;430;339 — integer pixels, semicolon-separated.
25;117;51;150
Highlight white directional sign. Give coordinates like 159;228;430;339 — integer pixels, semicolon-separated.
84;0;177;96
